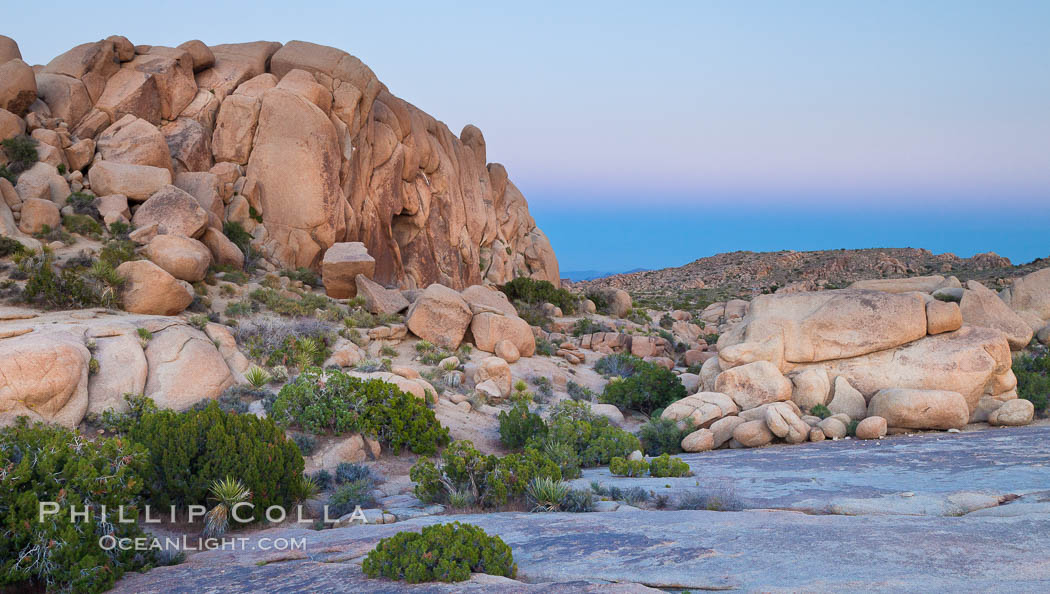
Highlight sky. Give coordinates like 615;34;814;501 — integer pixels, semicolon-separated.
9;1;1049;273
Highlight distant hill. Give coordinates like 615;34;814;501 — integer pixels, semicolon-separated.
563;268;648;282
577;247;1048;299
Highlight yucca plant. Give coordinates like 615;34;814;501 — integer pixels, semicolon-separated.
203;476;251;538
244;365;272;388
293;336;322;369
136;327;152;347
526;477;571;513
442;370;462;388
294;473;320;503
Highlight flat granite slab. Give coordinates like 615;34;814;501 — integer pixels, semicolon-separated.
574;425;1050;515
112;509;1050;592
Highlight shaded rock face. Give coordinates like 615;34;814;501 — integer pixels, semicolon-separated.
9;36;558;290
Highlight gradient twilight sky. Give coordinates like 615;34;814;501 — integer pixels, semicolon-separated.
9;1;1049;271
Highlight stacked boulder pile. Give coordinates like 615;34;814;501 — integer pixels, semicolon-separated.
663;272;1048;451
0;34;559;299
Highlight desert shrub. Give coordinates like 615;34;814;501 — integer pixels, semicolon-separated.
251;287;342;318
566;380;597;402
572;317;611;336
234;317;337;368
121;399;307;515
594;352;643;378
500;276;578;314
638;417;692;455
498;402;547;449
675;484;742;511
1;135;38;175
534;336;557;356
63;213;104;238
291;433;318;456
609;456;649;477
335;462;375;485
271;368;449;455
538;437;582;479
659;313;675;328
362;522;516;583
561;488;596;512
531;400;641;467
514;301;552;329
600;362;686;415
410;440;560;508
584;289;611;314
328;479;376;516
311;469;333;490
222;221;253;264
525;477;572;512
1015;353;1050;412
191;384;264;415
0;419;159;593
17;250;123;309
0;236;26;258
809;403;832;419
648;453;691;477
625;308;652;325
65;191;100;216
281;266;320;286
99;238;138;267
846;419;860;437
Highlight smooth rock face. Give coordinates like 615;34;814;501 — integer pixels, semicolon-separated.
960;281;1034;349
1003;267;1050;323
87;333;148;415
789;368;830;411
145;234;212;281
355;274;408;315
799;326;1012;413
867;388;970;430
818;417;848;439
96;114;174;172
469;311;536;357
715;360;792;410
0;331;89;427
199;227;244;268
474;356;512;398
709;415;745;448
88;160;172;200
926;299;962;335
593;288;631;318
733;419;775;447
17;198;60;233
848;275;952;293
494;339;520;363
116;260;194;315
460;284;518;317
988;398;1034;427
0;59;36;116
321;242;375;298
144;324;234;409
131;185;209;237
405;284;473;349
739;290;928;363
855;416;888;439
247;88;346;269
681;428;715;452
826;376;867;420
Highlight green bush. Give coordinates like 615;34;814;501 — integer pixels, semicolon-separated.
498;402;547;449
17;250;123;309
1;135;38;175
648;453;691;478
410;440;560;508
329;479;377;516
122;399;307;515
638;417;691;455
0;236;26;258
530;400;641;467
594;352;644;378
1015;353;1050;412
222;221;253;264
809;403;832;419
0;419;158;593
63;213;104;237
271;368;449;455
600;362;686;415
362;522;516;583
572;317;611;336
583;290;611;314
500;276;578;314
65;191;99;216
609;456;649;477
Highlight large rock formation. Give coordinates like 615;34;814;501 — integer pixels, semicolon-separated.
5;35;558;290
